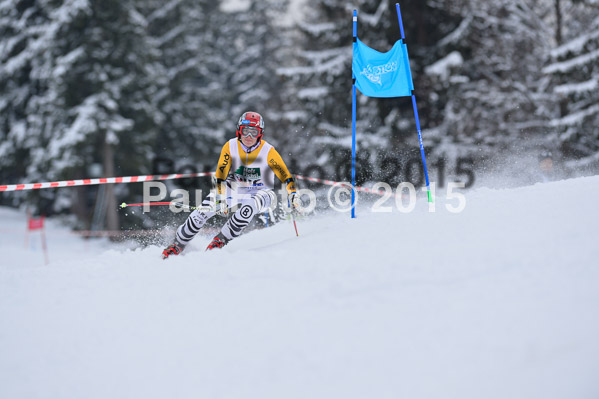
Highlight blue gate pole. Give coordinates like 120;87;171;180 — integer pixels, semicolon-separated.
351;10;358;218
396;3;432;202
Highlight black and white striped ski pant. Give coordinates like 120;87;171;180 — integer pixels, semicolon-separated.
175;189;276;245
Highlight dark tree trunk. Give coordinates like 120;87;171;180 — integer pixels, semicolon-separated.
555;0;562;45
103;135;119;233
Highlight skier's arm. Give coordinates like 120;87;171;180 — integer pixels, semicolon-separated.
267;147;296;195
214;141;232;195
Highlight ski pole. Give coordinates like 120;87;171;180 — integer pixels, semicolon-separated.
291;210;299;237
288;198;299;237
119;202;212;212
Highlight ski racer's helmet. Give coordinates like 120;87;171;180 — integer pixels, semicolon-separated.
236;111;264;141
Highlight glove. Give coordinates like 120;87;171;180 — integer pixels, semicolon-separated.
215;194;228;216
287;192;303;213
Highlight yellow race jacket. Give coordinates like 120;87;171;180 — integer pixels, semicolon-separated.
214;138;296;195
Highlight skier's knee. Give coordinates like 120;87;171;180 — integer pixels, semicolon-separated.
254;189;276;212
191;210;210;226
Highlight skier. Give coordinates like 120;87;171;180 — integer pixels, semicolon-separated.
162;111;302;258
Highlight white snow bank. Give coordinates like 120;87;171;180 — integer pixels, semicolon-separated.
1;175;599;399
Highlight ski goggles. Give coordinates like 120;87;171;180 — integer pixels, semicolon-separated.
240;126;261;138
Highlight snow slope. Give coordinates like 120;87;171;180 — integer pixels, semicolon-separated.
1;176;599;399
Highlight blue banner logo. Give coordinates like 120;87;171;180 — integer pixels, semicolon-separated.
352;38;414;98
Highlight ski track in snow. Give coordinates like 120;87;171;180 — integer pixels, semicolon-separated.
1;176;599;399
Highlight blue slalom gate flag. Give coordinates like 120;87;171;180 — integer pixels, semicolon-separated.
352;38;414;98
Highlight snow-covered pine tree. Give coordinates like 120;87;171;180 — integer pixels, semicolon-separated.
542;0;599;173
144;0;293;166
214;0;291;143
428;1;554;172
0;0;165;229
144;0;224;166
0;0;52;204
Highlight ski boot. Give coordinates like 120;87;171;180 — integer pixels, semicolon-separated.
162;239;185;259
206;233;229;251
